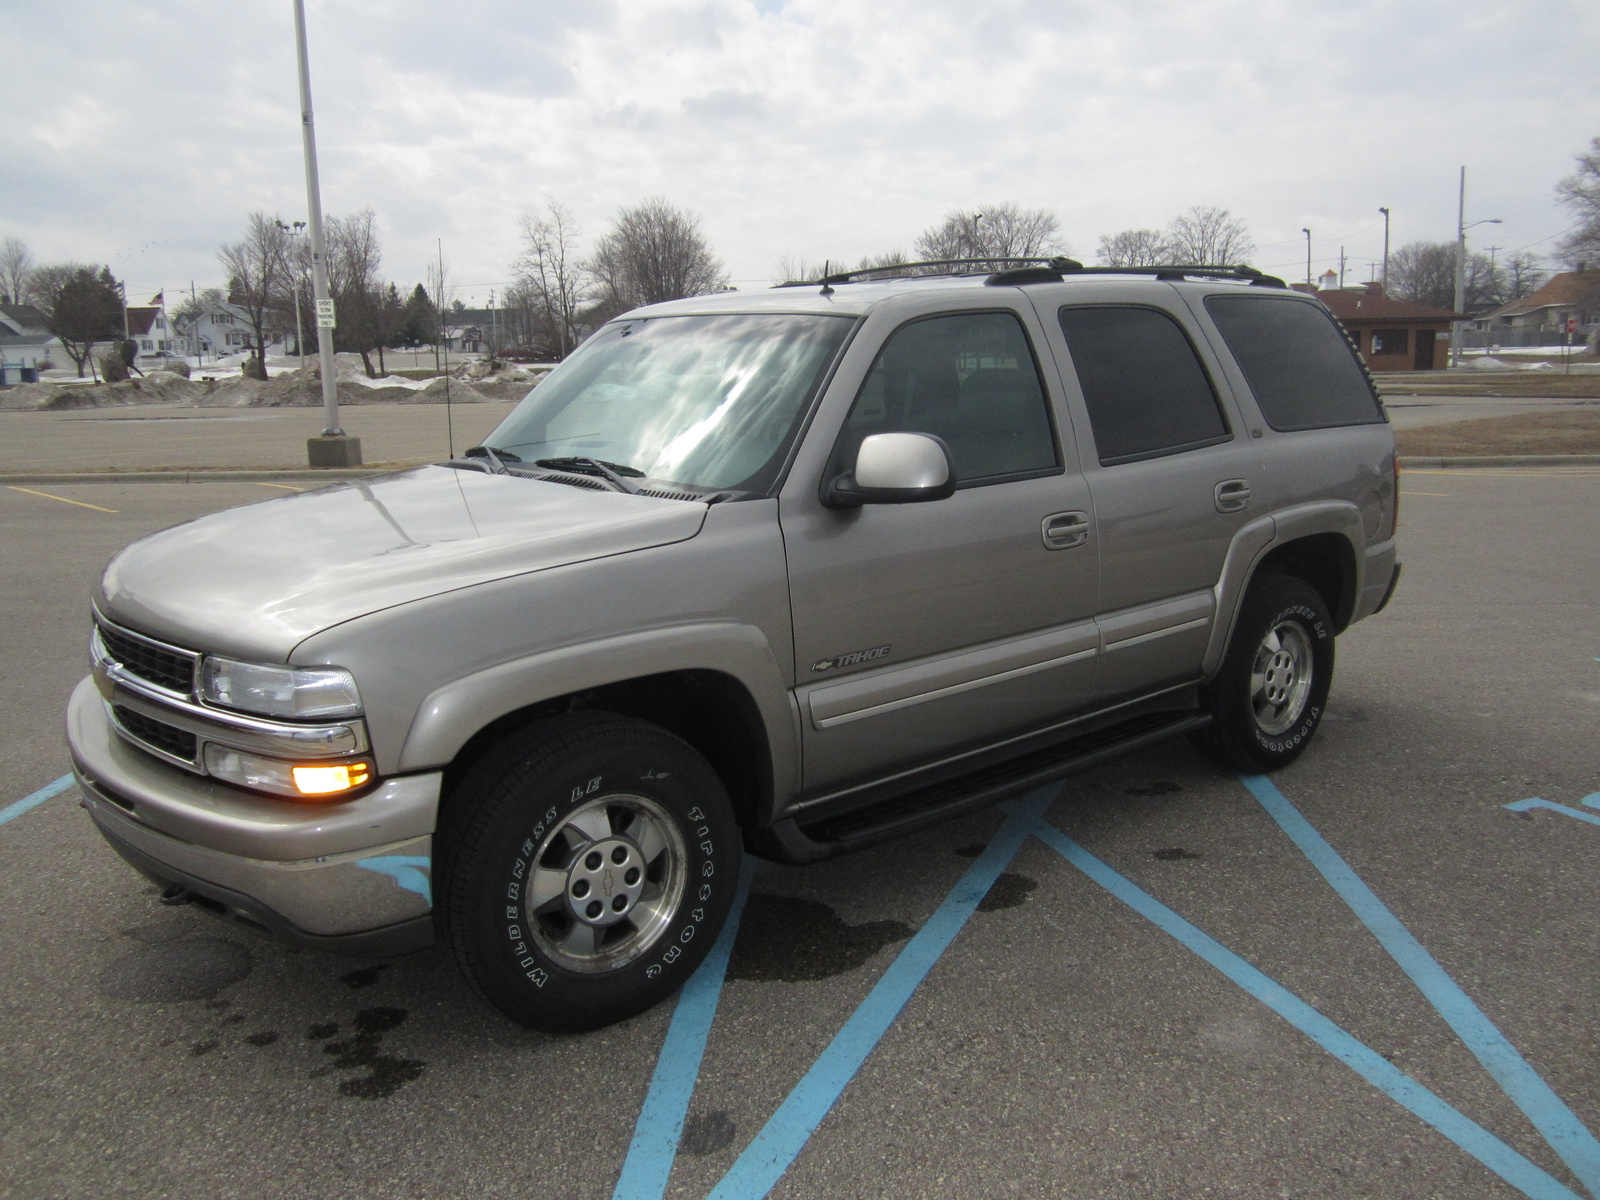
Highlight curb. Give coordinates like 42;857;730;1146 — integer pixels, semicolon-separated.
1396;455;1600;469
0;468;396;484
5;457;1600;485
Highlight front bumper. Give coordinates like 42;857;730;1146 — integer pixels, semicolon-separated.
67;676;439;954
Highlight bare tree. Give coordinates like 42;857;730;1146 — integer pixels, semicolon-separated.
1164;206;1254;265
325;208;385;376
775;255;834;283
1555;135;1600;269
1096;228;1171;267
39;266;122;378
1503;253;1547;301
516;200;588;357
587;198;726;316
1387;242;1457;309
426;251;455;369
219;212;293;378
174;286;226;323
914;203;1064;268
0;237;32;305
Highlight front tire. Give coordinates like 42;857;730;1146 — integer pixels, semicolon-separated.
1191;575;1334;772
436;713;740;1032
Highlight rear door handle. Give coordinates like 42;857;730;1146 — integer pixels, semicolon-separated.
1214;479;1252;513
1042;510;1091;550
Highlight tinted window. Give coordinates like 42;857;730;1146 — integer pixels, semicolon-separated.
1205;295;1385;431
837;311;1057;483
1056;306;1229;466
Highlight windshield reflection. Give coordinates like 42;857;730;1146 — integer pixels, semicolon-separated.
486;314;854;492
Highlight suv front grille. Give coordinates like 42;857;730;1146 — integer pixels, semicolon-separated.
99;623;196;695
112;705;199;764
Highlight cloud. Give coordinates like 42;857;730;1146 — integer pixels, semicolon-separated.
2;0;1597;298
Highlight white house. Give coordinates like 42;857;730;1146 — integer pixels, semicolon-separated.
175;300;293;360
0;303;59;381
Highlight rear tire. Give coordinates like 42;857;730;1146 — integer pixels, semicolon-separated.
436;713;739;1033
1191;575;1334;772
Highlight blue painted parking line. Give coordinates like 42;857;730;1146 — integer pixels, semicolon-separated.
1504;799;1600;828
1;774;75;827
612;855;755;1200
705;787;1055;1200
1030;818;1585;1200
1243;774;1600;1199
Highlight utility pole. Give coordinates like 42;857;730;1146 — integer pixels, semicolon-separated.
292;0;361;467
1451;166;1502;369
277;219;307;368
1339;247;1347;288
1378;207;1390;289
1302;229;1312;285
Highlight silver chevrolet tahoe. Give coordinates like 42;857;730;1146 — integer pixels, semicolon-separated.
67;258;1400;1032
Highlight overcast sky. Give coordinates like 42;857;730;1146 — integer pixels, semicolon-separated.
4;0;1597;305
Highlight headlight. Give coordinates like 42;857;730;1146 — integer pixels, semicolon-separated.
200;657;362;719
204;745;372;799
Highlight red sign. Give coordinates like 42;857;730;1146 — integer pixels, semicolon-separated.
1568;317;1579;332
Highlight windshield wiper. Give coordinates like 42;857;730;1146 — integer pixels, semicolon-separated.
464;445;522;474
534;456;643;494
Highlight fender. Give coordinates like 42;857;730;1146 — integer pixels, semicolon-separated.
396;622;801;803
1203;501;1363;677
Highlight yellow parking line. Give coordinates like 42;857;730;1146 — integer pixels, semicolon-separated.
250;482;305;492
4;486;119;513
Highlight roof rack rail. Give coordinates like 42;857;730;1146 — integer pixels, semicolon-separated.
985;263;1288;288
775;257;1086;287
776;259;1288;290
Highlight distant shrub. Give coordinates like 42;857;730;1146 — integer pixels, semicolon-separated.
163;358;191;377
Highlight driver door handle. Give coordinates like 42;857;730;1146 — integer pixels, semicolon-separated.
1214;479;1252;513
1042;510;1091;550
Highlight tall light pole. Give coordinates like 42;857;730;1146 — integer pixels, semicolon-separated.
292;0;361;466
1302;229;1312;285
277;219;307;367
1378;207;1390;289
1450;166;1501;369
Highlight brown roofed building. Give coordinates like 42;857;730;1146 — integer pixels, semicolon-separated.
1475;267;1600;350
1293;281;1461;371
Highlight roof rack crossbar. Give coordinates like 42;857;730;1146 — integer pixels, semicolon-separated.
777;259;1288;289
776;256;1085;287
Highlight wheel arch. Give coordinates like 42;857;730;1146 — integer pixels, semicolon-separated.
402;624;799;832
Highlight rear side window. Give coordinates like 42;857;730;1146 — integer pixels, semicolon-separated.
1056;305;1230;466
1205;295;1384;431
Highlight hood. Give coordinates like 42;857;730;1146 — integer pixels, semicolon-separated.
99;466;707;659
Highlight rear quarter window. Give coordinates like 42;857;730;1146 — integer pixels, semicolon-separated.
1204;295;1385;431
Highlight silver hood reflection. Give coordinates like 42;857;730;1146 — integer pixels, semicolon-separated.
97;466;708;660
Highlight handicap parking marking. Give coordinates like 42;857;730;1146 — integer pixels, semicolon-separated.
1504;794;1600;828
3;485;119;513
1243;775;1600;1198
1;774;76;827
701;789;1053;1200
613;856;756;1200
1029;815;1588;1200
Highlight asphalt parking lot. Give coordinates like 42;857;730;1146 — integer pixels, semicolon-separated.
2;468;1598;1199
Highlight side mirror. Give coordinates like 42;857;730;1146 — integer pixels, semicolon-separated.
823;432;956;509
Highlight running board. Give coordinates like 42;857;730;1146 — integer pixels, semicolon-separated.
755;710;1210;862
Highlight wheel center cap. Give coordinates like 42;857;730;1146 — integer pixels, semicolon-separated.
565;837;646;927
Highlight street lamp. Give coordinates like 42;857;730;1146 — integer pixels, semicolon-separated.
1302;229;1312;285
1378;207;1390;289
1450;166;1501;369
292;0;360;466
276;219;307;368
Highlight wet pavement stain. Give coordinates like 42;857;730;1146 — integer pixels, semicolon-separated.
98;938;253;1002
978;872;1037;912
315;1007;426;1099
243;1031;279;1047
679;1110;737;1156
953;843;986;859
189;1039;219;1056
728;894;912;982
306;1022;339;1040
1152;847;1203;861
1123;781;1183;797
339;964;389;989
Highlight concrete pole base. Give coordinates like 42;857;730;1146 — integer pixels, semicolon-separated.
308;435;363;467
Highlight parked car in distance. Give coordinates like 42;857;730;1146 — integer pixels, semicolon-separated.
68;257;1400;1032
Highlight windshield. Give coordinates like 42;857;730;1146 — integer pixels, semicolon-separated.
485;313;855;492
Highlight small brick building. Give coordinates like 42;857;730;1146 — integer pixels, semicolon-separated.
1293;281;1460;372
